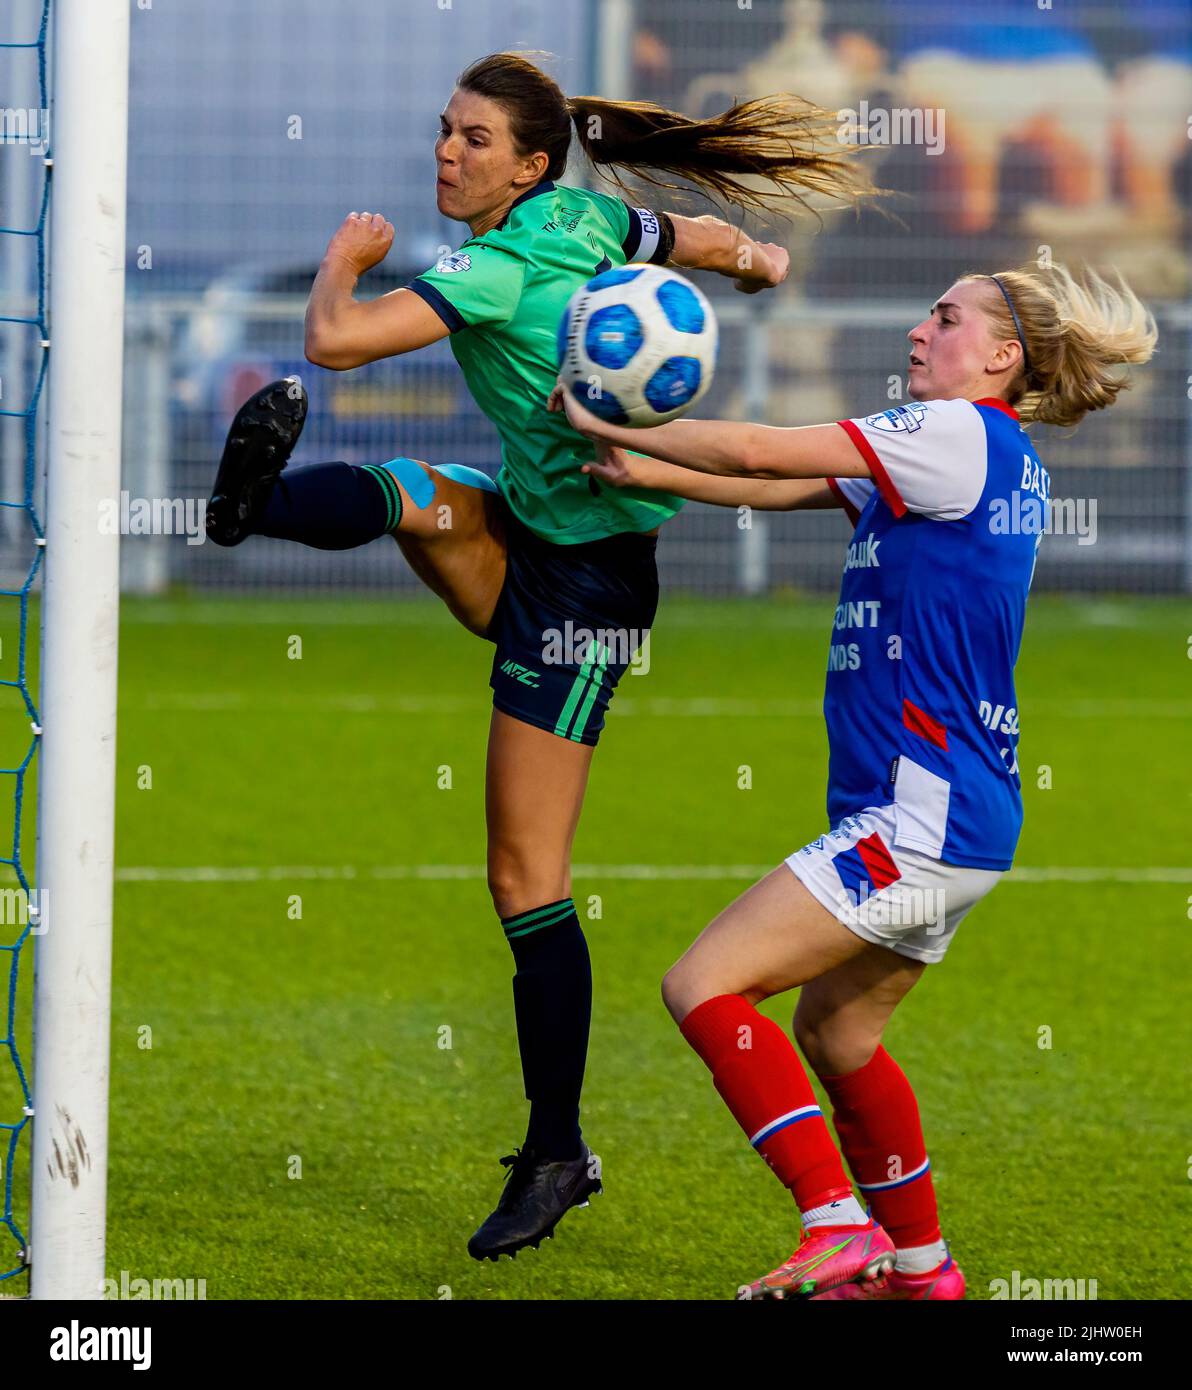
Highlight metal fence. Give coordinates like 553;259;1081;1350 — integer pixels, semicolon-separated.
114;291;1190;597
3;0;1189;597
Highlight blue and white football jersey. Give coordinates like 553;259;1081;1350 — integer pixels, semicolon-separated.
824;397;1048;871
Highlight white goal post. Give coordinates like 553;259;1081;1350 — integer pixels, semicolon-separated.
29;0;129;1300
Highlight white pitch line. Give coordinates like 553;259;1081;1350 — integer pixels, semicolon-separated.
114;864;1192;885
1006;866;1192;883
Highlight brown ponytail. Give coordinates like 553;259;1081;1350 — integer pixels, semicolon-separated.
457;50;870;218
566;92;870;216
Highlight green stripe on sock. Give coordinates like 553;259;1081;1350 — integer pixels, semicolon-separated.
502;900;575;945
360;466;393;531
569;643;609;742
385;471;404;531
504;904;574;934
502;898;574;931
363;464;403;533
380;467;405;530
504;908;576;940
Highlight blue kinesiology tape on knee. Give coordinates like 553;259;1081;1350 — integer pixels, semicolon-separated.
432;463;500;494
379;457;436;509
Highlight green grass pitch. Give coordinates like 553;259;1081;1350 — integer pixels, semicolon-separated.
3;589;1190;1298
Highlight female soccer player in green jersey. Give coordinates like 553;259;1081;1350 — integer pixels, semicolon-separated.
205;50;866;1260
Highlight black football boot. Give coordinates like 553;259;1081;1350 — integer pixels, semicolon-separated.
467;1145;602;1261
205;376;307;546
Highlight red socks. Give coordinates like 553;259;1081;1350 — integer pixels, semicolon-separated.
679;994;852;1211
679;997;942;1249
819;1045;941;1247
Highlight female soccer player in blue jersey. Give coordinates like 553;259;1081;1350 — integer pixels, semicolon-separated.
555;261;1155;1298
203;51;868;1260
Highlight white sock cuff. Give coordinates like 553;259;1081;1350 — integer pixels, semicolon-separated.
801;1195;869;1229
894;1238;949;1273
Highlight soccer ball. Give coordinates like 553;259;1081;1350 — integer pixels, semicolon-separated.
556;263;718;428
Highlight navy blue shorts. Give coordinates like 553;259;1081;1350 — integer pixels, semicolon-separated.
487;512;659;746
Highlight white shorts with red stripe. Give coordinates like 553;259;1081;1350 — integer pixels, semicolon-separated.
784;806;1003;964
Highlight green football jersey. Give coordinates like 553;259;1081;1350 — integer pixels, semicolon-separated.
405;180;686;545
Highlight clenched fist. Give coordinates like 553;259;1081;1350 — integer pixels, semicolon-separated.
323;211;395;276
733;240;790;294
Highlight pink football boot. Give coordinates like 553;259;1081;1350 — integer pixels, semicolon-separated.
738;1218;896;1300
810;1250;966;1300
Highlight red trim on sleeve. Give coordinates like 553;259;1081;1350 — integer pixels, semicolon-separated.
973;397;1019;419
836;419;908;518
856;833;902;892
826;476;861;527
902;698;949;751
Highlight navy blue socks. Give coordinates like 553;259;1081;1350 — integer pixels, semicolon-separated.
501;898;591;1161
257;461;403;550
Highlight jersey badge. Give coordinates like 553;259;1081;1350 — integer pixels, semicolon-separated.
863;402;928;433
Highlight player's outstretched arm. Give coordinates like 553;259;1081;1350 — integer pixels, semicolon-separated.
666;213;789;295
588;445;838;511
553;383;868;482
305;212;450;370
547;387;838;511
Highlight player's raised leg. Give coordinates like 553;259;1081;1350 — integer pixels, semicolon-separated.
793;958;966;1300
661;867;897;1300
466;711;602;1260
205;377;506;636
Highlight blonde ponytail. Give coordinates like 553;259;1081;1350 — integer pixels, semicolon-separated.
964;263;1158;428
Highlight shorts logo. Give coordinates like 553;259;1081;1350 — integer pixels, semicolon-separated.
434;251;472;274
499;659;540;688
863;403;928;433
